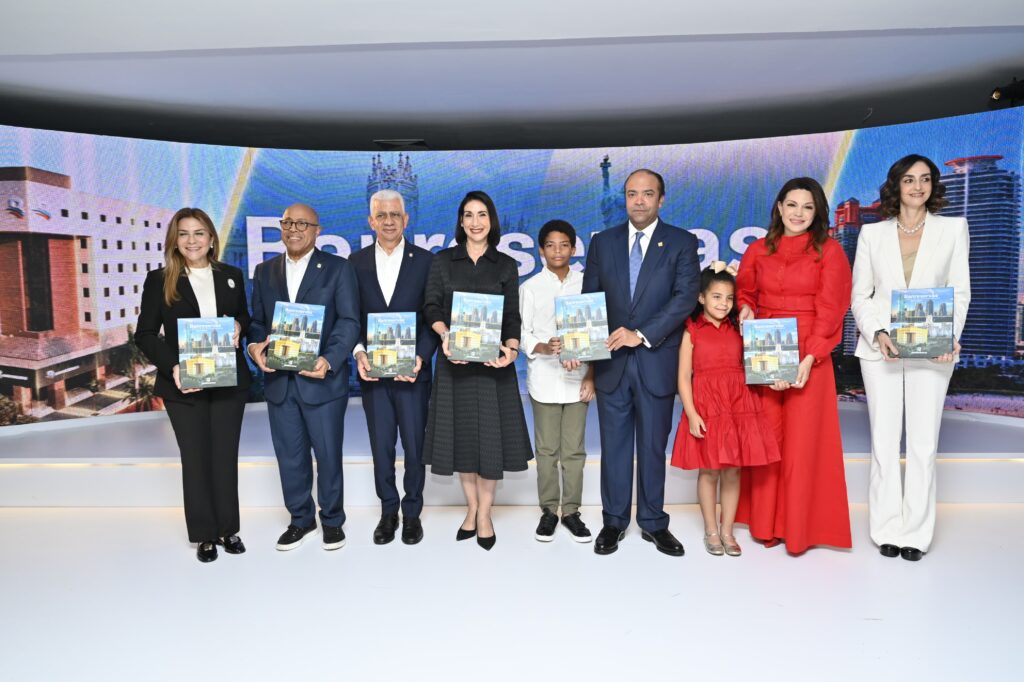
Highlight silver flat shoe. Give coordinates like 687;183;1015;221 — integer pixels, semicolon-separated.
722;532;742;557
703;531;725;556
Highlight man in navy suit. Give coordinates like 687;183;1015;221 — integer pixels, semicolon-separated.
582;169;700;556
248;203;360;552
351;190;436;545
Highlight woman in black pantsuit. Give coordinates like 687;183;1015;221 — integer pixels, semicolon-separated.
136;207;252;563
423;191;533;551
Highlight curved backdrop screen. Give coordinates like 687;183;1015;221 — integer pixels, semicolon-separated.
0;109;1021;426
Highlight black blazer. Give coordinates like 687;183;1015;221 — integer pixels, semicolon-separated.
349;240;437;383
136;265;253;400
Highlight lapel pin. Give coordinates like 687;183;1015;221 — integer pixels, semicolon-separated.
317;263;322;269
408;252;413;258
657;241;664;247
228;279;236;288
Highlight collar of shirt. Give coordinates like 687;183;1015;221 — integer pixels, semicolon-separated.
286;248;315;268
453;243;498;262
375;237;405;259
540;266;578;284
627;219;658;259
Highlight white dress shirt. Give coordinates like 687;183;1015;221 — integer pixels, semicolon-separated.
285;248;315;303
519;267;587;404
627;219;658;262
186;265;217;319
354;238;406;357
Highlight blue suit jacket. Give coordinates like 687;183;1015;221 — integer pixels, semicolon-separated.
349;240;437;383
582;221;700;397
249;249;361;405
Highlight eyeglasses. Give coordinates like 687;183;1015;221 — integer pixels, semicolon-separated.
279;219;319;232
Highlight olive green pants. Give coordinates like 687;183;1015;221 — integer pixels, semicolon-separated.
531;398;588;516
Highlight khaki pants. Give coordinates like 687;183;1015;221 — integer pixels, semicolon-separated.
531;398;588;515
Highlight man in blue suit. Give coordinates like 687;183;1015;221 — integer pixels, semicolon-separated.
582;169;700;556
248;203;360;552
351;190;436;546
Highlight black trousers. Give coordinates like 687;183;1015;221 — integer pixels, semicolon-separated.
164;389;248;542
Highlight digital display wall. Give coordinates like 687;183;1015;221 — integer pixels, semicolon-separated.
1;109;1022;426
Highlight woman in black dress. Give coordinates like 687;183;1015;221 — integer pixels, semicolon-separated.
136;207;252;563
423;191;533;550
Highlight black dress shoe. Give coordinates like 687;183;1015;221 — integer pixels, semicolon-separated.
322;525;346;551
219;535;246;555
594;525;625;555
456;523;476;541
196;541;218;563
879;543;900;558
477;533;496;551
901;546;924;561
373;513;399;545
276;524;318;551
641;528;685;557
401;517;424;545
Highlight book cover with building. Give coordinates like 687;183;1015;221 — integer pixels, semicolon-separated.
555;292;611;362
449;292;503;363
890;287;955;358
743;318;800;384
266;302;325;371
367;312;416;377
176;317;237;389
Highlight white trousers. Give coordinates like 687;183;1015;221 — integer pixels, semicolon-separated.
860;357;953;552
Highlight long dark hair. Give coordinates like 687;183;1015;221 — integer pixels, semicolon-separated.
765;177;830;258
454;190;501;247
690;266;739;329
878;154;948;218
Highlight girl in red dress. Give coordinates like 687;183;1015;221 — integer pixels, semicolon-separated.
734;177;853;554
671;264;781;557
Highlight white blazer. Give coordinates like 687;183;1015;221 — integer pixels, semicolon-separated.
851;213;971;361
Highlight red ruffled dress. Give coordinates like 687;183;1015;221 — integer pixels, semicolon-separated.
671;316;781;470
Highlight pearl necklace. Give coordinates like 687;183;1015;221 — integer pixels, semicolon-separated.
896;216;925;235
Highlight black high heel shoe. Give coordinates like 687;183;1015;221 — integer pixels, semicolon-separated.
476;512;495;550
456;527;476;541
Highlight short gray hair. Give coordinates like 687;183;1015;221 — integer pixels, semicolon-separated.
369;189;406;215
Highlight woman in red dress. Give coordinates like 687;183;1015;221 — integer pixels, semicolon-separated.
735;177;853;554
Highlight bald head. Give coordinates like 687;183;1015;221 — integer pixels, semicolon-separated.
281;203;321;259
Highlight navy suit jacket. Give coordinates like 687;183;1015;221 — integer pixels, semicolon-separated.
248;249;361;405
349;240;437;384
582;221;700;397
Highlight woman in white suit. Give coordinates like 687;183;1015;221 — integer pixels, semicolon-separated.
851;154;970;562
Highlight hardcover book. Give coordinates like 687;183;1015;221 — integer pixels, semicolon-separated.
743;317;800;384
176;317;237;389
889;287;955;358
554;292;611;362
449;292;504;363
367;312;417;378
266;302;326;371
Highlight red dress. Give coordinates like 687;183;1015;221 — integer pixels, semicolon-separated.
670;316;781;470
734;232;853;553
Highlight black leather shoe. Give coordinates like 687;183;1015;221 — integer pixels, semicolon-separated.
879;543;900;558
401;517;424;545
561;512;592;543
276;524;317;551
196;541;218;563
322;525;346;551
901;546;923;561
219;535;246;554
373;513;399;545
641;528;685;557
535;508;558;542
477;533;496;551
594;525;625;555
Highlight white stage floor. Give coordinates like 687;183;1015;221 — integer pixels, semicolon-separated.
0;504;1019;681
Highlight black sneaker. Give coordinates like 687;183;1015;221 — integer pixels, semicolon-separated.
322;525;346;551
535;508;558;542
275;524;317;551
561;512;593;543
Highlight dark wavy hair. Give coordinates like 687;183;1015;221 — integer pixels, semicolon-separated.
766;177;830;258
878;154;948;219
690;266;739;329
454;190;501;247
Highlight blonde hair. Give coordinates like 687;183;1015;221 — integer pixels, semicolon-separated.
162;207;221;307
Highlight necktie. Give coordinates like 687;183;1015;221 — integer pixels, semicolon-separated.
629;231;644;299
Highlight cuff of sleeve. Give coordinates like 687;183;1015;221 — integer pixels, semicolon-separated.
353;343;367;357
636;329;652;348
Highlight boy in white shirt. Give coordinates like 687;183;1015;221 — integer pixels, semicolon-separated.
520;220;596;542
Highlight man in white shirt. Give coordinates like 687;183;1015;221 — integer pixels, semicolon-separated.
350;190;437;545
247;203;361;552
520;220;596;542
